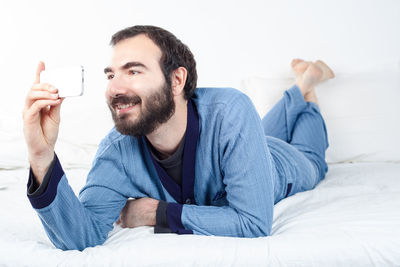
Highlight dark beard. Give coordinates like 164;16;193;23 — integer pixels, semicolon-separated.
107;83;175;137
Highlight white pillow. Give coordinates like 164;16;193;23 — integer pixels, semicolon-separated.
240;67;400;163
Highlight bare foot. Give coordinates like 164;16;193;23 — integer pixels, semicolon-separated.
291;59;310;77
294;61;335;96
291;59;335;105
292;59;334;81
315;60;335;81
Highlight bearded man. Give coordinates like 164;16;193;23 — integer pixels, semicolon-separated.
23;25;333;251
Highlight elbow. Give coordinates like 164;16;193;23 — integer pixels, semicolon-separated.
49;223;109;251
240;216;272;238
244;224;270;238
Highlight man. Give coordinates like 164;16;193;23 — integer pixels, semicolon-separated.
23;25;333;251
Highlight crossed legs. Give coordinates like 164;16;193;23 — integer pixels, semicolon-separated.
262;59;334;202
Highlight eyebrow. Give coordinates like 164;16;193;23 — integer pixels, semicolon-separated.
104;61;148;74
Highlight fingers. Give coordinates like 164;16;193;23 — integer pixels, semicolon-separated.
27;62;59;111
28;99;62;116
116;215;124;228
117;199;137;228
47;97;64;120
28;90;59;102
31;83;58;93
117;201;128;228
25;83;58;108
23;98;62;125
34;61;45;84
117;214;128;228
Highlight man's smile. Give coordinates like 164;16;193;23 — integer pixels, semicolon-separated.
115;102;139;116
111;95;142;116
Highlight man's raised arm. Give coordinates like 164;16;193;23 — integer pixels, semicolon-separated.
23;63;127;250
23;62;62;183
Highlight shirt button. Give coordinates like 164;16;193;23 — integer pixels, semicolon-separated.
185;198;191;204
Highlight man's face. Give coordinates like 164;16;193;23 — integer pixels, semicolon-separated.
104;34;175;137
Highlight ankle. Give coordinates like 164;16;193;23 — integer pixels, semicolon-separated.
304;90;319;105
295;78;312;96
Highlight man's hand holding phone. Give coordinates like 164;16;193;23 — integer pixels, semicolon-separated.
23;62;64;185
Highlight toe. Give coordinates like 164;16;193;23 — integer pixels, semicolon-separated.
291;58;304;68
315;60;335;79
292;60;310;76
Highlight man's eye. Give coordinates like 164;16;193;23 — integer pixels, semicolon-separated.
106;74;114;80
129;70;139;75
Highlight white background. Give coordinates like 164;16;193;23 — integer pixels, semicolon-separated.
0;0;399;167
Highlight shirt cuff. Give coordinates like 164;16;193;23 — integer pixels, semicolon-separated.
154;200;172;233
26;153;65;209
167;203;193;234
27;153;57;197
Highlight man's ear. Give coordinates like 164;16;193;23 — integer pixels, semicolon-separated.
171;67;187;96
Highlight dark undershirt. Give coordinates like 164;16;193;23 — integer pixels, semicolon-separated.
147;134;185;186
28;134;186;234
149;134;186;233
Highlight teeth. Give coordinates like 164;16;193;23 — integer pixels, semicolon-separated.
117;103;135;109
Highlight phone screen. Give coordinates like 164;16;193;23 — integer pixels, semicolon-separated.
41;65;84;97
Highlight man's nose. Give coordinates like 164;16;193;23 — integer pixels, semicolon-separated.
108;74;130;97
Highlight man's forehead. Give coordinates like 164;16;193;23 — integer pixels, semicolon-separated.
109;34;162;69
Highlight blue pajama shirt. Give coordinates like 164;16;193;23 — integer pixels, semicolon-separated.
27;85;329;251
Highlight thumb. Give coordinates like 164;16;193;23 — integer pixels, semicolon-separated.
34;61;45;84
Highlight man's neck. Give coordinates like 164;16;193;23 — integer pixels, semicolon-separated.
146;100;188;159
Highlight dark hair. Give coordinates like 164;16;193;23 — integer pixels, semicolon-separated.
110;25;197;100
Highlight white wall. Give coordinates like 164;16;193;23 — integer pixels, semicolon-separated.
1;0;399;167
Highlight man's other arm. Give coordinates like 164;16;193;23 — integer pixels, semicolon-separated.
119;92;276;237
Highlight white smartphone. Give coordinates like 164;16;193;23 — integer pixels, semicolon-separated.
41;65;84;97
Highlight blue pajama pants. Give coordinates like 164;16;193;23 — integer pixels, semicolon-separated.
262;85;329;204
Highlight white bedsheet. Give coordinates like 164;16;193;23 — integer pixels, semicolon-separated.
1;162;399;266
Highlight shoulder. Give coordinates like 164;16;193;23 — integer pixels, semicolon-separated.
193;87;250;105
192;87;253;111
95;127;140;159
192;87;256;116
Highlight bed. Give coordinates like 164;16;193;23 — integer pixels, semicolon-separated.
1;65;399;266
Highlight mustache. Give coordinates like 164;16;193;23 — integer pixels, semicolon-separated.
110;95;142;107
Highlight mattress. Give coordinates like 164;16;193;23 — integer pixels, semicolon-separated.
1;162;399;266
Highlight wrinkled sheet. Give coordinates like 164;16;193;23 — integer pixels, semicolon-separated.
0;162;399;266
